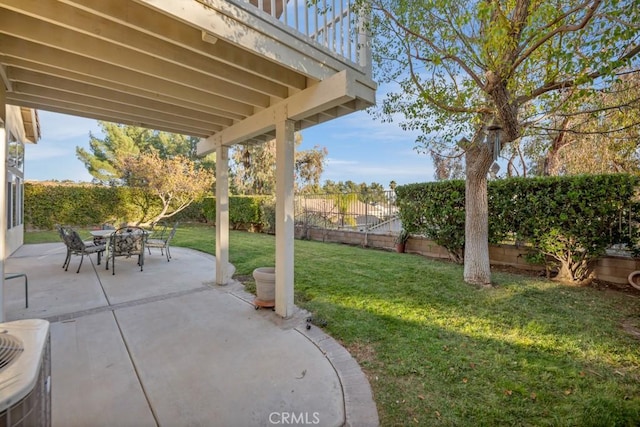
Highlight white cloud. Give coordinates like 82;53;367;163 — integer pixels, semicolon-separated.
24;143;70;161
37;111;102;141
325;158;359;165
22;111;100;181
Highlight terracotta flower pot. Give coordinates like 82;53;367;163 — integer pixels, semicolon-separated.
253;267;276;305
628;270;640;291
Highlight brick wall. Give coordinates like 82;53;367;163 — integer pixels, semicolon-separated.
295;227;638;285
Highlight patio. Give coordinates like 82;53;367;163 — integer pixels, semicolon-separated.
4;243;378;426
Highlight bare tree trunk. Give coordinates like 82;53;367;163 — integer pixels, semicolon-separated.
463;133;494;286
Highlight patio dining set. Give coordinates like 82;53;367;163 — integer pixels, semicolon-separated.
56;222;178;275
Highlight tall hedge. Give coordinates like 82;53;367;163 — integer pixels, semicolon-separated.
395;181;466;263
24;183;137;229
396;174;640;282
24;183;273;231
195;195;274;231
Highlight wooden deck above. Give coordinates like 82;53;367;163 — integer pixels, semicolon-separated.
0;0;376;147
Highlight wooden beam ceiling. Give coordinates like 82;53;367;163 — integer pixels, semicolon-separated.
0;0;375;143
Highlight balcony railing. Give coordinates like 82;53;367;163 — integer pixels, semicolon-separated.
243;0;371;74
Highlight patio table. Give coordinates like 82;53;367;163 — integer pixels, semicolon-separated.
90;229;116;261
89;229;115;240
91;228;151;273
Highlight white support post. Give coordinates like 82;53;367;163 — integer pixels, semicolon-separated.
357;5;372;77
275;114;295;318
0;84;6;322
215;143;230;285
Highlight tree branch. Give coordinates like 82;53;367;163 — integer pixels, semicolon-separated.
513;0;602;71
405;43;482;114
517;44;640;104
532;120;640;135
372;2;486;89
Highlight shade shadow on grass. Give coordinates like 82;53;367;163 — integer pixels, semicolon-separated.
303;296;640;427
27;226;640;426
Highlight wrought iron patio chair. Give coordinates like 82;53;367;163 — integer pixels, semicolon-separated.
148;222;168;240
56;224;69;268
146;221;178;262
59;226;107;273
106;226;145;275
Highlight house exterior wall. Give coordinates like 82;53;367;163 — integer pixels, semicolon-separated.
4;105;29;255
6;225;23;256
296;227;636;285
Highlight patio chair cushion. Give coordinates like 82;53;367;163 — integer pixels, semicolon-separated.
108;227;145;274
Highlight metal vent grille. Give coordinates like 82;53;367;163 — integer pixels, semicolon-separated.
0;332;23;371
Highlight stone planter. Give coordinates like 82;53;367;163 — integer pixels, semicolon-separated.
253;267;276;309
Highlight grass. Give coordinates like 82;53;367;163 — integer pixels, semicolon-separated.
27;224;640;426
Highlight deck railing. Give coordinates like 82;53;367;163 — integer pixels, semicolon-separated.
243;0;371;74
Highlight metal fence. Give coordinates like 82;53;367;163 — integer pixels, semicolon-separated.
295;190;400;234
294;191;638;255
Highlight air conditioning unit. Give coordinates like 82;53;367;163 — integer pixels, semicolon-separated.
0;319;51;427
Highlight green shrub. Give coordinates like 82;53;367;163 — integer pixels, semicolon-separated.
24;183;135;229
259;197;276;234
25;183;198;229
498;174;640;283
395;181;466;263
181;195;272;230
395;174;640;281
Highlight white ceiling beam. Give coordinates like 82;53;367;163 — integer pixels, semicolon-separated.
10;83;221;134
0;10;270;108
0;64;11;91
136;0;348;81
9;95;214;138
0;38;255;118
8;68;234;127
198;70;361;153
1;0;290;99
59;0;307;90
1;56;245;122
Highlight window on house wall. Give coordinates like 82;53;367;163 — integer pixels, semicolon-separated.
6;175;13;229
12;176;22;228
8;140;24;172
6;136;24;230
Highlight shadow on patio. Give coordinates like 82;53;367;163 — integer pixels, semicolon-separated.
5;243;378;427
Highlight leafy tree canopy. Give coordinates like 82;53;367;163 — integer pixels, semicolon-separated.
358;0;640;285
230;133;328;195
321;180;388;204
76;121;214;185
119;151;214;226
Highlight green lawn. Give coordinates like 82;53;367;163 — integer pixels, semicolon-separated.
27;224;640;426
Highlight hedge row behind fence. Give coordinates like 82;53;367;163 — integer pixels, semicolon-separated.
24;183;275;231
396;174;640;282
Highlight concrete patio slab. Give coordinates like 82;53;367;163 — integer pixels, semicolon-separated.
116;290;343;426
4;242;379;427
51;311;156;427
5;243;108;320
98;248;221;305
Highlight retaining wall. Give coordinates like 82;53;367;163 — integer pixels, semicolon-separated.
295;227;637;285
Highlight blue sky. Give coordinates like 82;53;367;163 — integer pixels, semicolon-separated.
24;108;435;189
